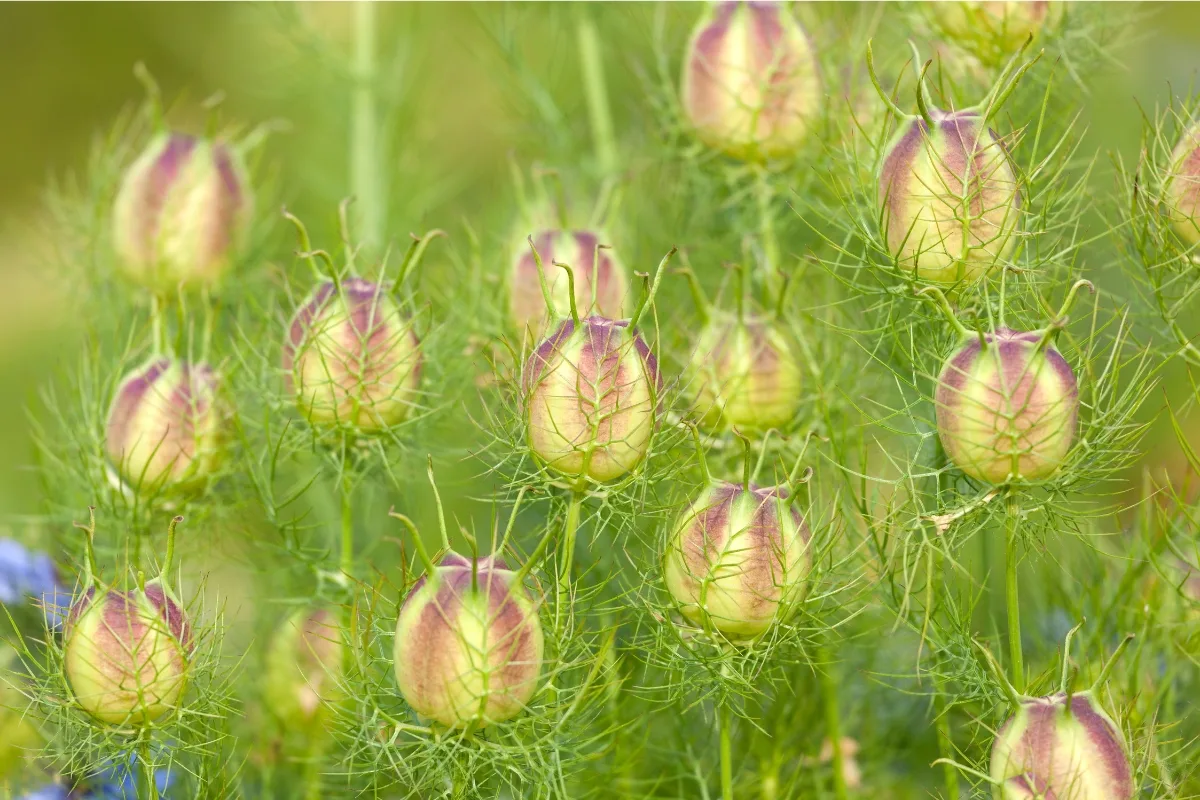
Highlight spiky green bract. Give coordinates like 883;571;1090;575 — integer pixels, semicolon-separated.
932;2;1062;56
1164;120;1200;248
935;328;1078;484
522;316;661;484
394;552;543;730
687;313;802;434
680;1;822;162
283;277;423;433
510;230;628;337
878;109;1020;284
990;693;1134;800
62;581;191;727
112;131;253;293
663;481;810;639
104;357;227;498
263;607;343;729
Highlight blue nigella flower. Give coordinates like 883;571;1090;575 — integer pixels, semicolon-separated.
0;538;68;630
20;747;177;800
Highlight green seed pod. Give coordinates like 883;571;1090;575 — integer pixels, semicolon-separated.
393;553;543;729
105;357;227;496
522;316;661;484
688;314;802;433
264;608;343;728
879;109;1019;283
663;481;810;639
283;278;423;432
680;1;822;161
112;131;252;292
62;582;191;726
935;328;1078;484
510;230;628;337
934;2;1062;54
990;693;1134;800
1165;121;1200;247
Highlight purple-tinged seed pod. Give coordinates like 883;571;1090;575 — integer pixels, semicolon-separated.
393;553;543;729
680;1;822;161
510;230;628;337
934;2;1062;54
105;357;227;496
663;482;810;639
112;132;252;292
283;278;422;432
688;314;802;433
522;316;662;484
878;109;1019;283
1166;121;1200;247
264;608;343;727
990;693;1134;800
934;327;1078;484
62;581;192;726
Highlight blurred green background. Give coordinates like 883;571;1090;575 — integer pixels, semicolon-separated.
1;0;1199;519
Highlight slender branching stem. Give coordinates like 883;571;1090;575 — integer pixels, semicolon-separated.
351;1;384;251
719;693;734;800
140;732;159;800
577;10;617;178
819;640;849;800
1004;491;1023;687
756;168;780;302
556;490;584;634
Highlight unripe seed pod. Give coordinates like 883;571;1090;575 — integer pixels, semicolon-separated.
62;583;191;726
105;358;226;496
112;132;252;292
688;315;802;433
663;482;810;638
510;230;628;336
1165;121;1200;247
990;693;1134;800
935;328;1078;484
283;278;422;432
264;608;343;727
393;553;543;729
934;2;1061;54
879;109;1019;283
681;1;823;161
523;316;661;483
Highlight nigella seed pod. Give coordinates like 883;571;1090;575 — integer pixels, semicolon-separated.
688;315;802;433
264;608;343;726
112;132;252;292
393;553;543;729
510;230;628;336
935;328;1078;484
522;316;661;484
990;693;1134;800
283;278;422;432
663;482;810;638
105;358;226;496
681;1;822;161
879;109;1019;283
934;2;1062;54
63;582;191;726
1165;121;1200;247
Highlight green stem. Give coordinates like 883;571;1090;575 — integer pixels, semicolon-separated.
719;701;734;800
140;733;159;800
577;10;617;178
303;738;323;800
1004;492;1023;687
819;642;849;800
340;468;355;675
935;686;959;800
555;491;584;634
351;1;384;250
756;169;781;305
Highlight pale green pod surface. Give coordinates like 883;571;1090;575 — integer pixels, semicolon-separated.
509;230;629;337
1165;121;1200;247
878;110;1020;284
112;131;252;292
688;315;802;433
283;278;423;432
680;1;823;161
264;608;343;729
990;693;1134;800
522;316;661;483
105;357;227;497
663;482;810;639
393;553;543;730
934;2;1062;53
62;583;191;727
934;328;1078;484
